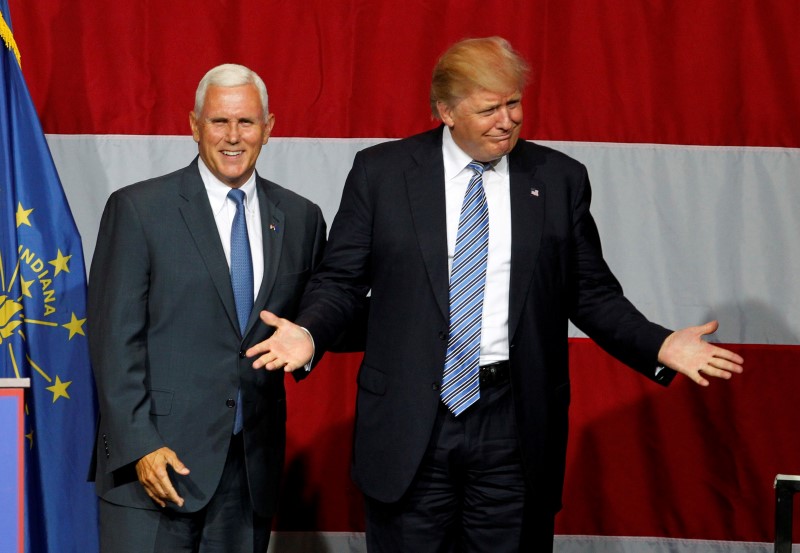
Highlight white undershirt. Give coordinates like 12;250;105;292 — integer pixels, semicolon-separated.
198;158;264;300
442;126;511;364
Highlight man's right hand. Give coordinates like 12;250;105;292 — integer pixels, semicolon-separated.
135;447;190;508
246;310;314;372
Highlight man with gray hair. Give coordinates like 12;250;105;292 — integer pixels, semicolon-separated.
88;63;326;552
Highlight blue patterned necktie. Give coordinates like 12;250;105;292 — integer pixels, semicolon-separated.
441;161;489;416
228;188;253;434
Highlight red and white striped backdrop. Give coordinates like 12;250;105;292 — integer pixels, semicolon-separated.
11;1;800;551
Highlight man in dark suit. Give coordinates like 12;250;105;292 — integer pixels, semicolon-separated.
247;38;744;552
88;64;325;552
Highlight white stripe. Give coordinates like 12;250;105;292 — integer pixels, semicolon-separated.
46;135;800;345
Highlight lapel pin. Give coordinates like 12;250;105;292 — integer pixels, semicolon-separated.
531;188;540;197
269;223;279;232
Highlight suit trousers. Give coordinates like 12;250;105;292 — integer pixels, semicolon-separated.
99;433;271;553
364;378;555;553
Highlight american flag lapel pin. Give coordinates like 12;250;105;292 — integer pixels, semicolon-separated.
531;188;540;197
269;223;278;232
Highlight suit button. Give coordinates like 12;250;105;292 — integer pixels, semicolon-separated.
431;382;440;391
239;350;246;359
226;398;236;408
438;331;447;340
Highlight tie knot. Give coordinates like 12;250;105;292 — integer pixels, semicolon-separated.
467;160;489;175
228;188;246;207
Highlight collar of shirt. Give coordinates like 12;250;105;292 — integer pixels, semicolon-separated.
198;156;258;217
441;125;509;181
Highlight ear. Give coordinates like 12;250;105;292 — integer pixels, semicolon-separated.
436;101;455;127
262;113;276;145
189;112;200;142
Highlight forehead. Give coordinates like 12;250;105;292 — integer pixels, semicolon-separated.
201;84;263;116
458;88;521;109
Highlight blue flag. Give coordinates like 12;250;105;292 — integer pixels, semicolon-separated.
0;3;99;552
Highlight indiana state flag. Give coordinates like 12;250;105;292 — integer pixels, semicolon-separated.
0;3;99;552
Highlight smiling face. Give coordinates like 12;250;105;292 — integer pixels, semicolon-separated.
437;88;523;163
190;84;275;188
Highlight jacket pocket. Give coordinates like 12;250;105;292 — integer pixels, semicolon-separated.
357;364;387;396
148;388;174;415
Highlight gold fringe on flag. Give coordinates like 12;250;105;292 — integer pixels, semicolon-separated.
0;10;22;67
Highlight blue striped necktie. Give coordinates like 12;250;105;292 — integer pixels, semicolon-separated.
228;188;253;434
441;161;489;416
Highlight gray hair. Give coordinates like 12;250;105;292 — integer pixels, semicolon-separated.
194;64;269;121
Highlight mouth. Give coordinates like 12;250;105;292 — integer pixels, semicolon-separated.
221;150;243;158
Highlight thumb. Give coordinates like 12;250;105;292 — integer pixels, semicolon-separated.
698;320;719;336
166;453;190;475
259;310;282;328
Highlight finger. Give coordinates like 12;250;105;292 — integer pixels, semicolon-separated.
246;342;272;360
143;487;167;508
252;352;280;369
147;464;171;498
712;348;744;366
697;320;719;336
159;478;184;507
283;362;301;373
693;369;710;387
264;358;289;371
167;453;190;476
698;366;732;380
707;357;743;374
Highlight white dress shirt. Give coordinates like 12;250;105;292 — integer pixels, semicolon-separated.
198;157;264;300
442;126;512;364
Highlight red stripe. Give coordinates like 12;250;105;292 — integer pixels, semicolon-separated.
10;1;800;146
282;343;800;541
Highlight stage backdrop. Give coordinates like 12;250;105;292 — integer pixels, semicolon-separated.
10;1;800;552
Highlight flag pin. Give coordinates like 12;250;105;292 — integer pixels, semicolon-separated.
269;223;278;232
531;188;540;197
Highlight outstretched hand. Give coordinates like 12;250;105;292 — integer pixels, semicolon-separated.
135;446;190;508
246;310;314;372
657;320;744;386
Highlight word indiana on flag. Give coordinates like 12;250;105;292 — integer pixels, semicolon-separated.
10;1;800;552
0;2;99;552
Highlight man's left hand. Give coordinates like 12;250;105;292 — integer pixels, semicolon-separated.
658;320;744;386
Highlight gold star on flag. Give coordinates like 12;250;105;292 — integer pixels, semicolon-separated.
46;375;72;403
20;276;34;298
49;249;72;276
26;430;34;449
16;202;34;227
63;312;87;339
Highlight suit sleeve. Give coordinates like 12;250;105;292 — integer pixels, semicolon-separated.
296;151;373;354
567;167;676;384
88;191;165;472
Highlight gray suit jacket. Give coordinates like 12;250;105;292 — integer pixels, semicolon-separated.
88;158;325;515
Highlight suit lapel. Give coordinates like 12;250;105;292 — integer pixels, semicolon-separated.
177;161;241;335
406;129;450;320
508;144;545;341
251;177;284;332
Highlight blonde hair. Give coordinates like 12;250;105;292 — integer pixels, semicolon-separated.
430;37;530;119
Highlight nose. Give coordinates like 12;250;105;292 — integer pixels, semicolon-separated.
495;107;513;128
225;121;240;143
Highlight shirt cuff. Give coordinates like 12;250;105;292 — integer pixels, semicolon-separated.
299;326;315;372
